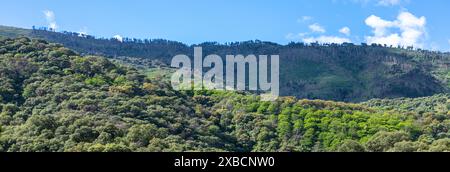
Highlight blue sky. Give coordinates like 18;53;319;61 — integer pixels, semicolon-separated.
1;0;449;51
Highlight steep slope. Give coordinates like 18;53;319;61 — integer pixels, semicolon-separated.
1;25;450;102
0;37;228;151
1;37;449;152
0;26;31;38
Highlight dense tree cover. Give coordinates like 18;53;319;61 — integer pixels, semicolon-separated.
364;94;450;150
0;37;219;152
0;37;449;152
2;25;450;102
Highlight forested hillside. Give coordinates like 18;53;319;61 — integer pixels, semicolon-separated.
2;25;450;102
0;37;449;152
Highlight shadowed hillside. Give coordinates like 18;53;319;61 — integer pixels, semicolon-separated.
2;25;450;102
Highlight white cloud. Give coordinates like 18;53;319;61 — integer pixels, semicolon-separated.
43;10;57;30
288;19;352;44
339;27;351;36
78;27;88;37
377;0;402;6
303;36;351;44
285;33;308;40
285;33;297;40
365;11;427;48
309;23;326;33
113;35;123;42
297;16;313;23
346;0;406;6
365;15;396;37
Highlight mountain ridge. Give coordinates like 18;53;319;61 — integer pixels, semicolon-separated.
2;25;450;102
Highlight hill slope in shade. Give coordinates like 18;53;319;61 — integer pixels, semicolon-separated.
2;25;450;102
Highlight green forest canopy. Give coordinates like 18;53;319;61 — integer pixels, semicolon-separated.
0;37;449;152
